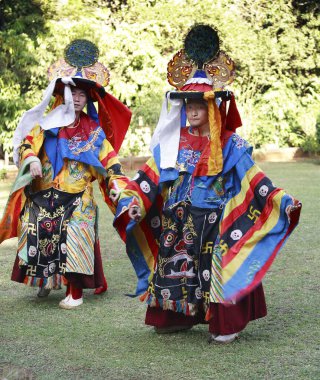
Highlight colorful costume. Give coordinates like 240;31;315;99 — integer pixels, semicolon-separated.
114;25;301;337
0;40;131;303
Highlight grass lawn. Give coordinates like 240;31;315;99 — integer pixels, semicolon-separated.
0;161;319;380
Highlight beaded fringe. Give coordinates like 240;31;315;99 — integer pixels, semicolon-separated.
143;292;210;318
23;274;62;290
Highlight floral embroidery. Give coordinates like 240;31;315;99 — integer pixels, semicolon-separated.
67;135;82;151
71;127;102;155
179;149;201;168
232;134;249;149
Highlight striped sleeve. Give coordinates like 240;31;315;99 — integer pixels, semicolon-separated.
113;157;162;295
97;139;130;212
118;157;160;220
19;125;44;164
213;153;301;302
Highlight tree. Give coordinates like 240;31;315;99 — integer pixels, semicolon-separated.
0;0;319;156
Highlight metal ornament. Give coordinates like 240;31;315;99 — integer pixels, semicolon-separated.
47;39;110;87
167;50;196;89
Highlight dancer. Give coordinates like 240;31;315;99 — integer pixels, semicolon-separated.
0;39;131;309
114;25;301;343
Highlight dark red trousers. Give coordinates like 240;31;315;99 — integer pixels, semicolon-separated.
145;284;267;335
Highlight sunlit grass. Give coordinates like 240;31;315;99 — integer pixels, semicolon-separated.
0;162;319;380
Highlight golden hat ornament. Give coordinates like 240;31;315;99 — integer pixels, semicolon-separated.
167;24;235;91
47;39;110;88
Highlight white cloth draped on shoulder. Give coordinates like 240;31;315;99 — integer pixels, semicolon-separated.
149;93;183;170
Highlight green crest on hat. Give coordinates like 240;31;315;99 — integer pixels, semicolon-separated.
184;24;220;69
64;39;99;69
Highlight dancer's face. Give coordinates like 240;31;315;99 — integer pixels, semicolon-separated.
186;100;209;129
71;87;88;113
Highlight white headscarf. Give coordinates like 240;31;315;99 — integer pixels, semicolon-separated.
12;76;77;166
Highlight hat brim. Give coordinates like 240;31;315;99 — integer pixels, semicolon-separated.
169;91;232;101
54;77;106;100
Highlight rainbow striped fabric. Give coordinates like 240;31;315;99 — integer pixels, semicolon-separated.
114;133;301;302
212;153;301;302
114;156;162;295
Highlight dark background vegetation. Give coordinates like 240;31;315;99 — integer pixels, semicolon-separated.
0;0;319;157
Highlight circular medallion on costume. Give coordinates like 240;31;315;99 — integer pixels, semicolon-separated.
230;229;243;241
195;287;202;299
259;185;269;197
208;211;217;224
140;180;151;193
203;269;210;281
161;288;171;300
49;262;56;273
176;206;184;220
28;245;37;258
64;39;99;69
60;243;67;254
151;216;161;229
164;232;176;247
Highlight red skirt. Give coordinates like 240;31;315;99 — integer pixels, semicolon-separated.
145;284;267;335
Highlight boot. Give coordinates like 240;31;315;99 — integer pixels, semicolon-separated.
37;286;51;298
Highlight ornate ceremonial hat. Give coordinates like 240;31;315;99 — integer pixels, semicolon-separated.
167;24;235;93
150;24;240;176
47;39;110;98
13;39;131;165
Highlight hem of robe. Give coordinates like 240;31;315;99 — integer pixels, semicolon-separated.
11;239;105;289
145;284;267;335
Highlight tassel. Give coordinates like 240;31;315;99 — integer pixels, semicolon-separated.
45;276;53;289
205;307;212;322
203;91;223;176
186;303;190;316
139;291;148;302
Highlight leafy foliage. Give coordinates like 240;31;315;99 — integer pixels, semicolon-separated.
0;0;319;156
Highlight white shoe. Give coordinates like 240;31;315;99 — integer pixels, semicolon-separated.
208;333;218;343
37;286;51;298
212;333;238;344
59;295;83;309
59;295;70;306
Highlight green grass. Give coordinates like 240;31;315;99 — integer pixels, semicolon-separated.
0;161;319;380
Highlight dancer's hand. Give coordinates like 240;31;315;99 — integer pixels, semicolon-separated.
286;199;302;223
30;161;42;178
